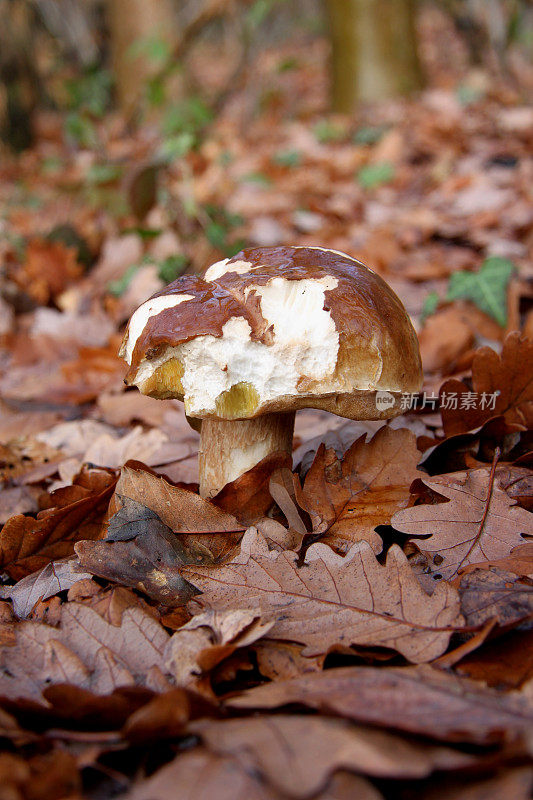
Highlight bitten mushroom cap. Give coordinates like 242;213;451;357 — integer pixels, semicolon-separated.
119;246;423;421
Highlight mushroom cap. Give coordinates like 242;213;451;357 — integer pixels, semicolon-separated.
120;246;423;420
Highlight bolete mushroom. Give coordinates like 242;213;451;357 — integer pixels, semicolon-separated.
120;246;423;498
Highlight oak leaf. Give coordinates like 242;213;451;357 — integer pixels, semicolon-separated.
76;464;246;603
183;530;462;663
0;602;169;703
298;427;422;554
392;467;533;580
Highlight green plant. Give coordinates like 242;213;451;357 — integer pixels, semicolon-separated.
357;162;395;190
446;257;515;327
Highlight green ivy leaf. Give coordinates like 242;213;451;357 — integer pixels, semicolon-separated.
353;125;388;145
272;149;301;168
357;161;395;190
107;264;141;297
420;291;440;325
446;257;516;327
158;255;188;284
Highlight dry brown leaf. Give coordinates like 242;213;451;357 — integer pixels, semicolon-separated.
116;465;242;536
0;601;169;702
0;748;81;800
269;468;307;537
0;558;91;619
458;568;533;629
214;451;293;524
163;609;275;688
441;333;533;436
75;496;203;605
456;629;533;691
254;640;322;680
183;530;462;663
298;427;422;554
392;467;533;580
418;306;475;374
16;238;82;305
475;543;533;577
124;747;285;800
227;664;533;745
0;466;117;580
190;714;480;797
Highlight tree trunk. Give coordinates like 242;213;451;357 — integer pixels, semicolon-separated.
107;0;177;114
325;0;423;111
0;0;40;150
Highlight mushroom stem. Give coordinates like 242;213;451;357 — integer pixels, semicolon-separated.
198;412;296;499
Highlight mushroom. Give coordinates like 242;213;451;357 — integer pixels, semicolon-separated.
119;246;423;498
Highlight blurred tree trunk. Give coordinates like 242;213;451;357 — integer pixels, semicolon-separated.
107;0;177;114
325;0;423;111
0;0;40;150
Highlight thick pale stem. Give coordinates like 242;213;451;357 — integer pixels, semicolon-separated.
198;412;296;499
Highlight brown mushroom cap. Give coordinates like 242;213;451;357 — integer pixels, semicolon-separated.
120;246;423;421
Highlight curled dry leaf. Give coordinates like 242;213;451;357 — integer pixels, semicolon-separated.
298;427;422;555
183;530;463;663
227;664;533;745
392;467;533;581
164;609;275;688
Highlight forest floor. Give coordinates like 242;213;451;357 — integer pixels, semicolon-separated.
0;13;533;800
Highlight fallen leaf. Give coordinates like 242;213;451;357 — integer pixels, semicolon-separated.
214;451;293;524
456;629;533;691
418;306;475;374
392;467;533;580
75;496;203;605
440;333;533;435
164;609;275;688
0;602;169;702
190;714;479;797
16;238;82;305
458;568;533;629
123;747;285;800
0;467;117;579
297;427;422;554
269;468;307;537
0;486;39;524
0;558;91;619
183;530;462;663
227;664;533;745
116;465;242;536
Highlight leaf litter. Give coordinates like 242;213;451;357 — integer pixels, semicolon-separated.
1;14;533;799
